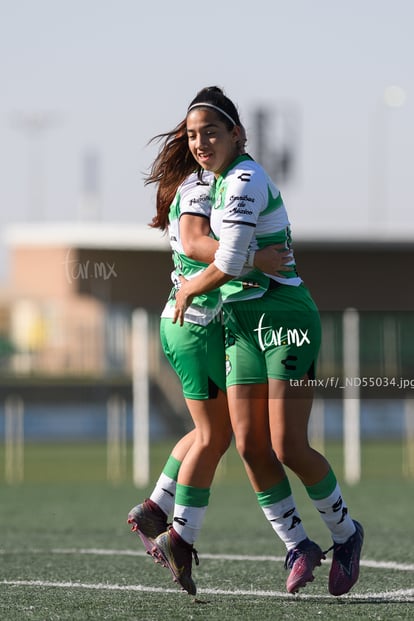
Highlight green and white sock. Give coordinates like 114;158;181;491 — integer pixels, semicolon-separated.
258;477;308;550
172;483;210;545
306;469;356;544
150;455;181;516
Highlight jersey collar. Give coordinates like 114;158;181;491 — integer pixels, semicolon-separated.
217;153;254;180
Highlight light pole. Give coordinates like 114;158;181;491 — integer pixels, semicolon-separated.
370;86;406;228
11;111;60;221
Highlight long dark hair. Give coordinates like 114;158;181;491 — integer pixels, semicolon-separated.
145;119;201;230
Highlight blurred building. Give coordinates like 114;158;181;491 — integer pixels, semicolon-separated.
1;222;170;377
1;221;413;380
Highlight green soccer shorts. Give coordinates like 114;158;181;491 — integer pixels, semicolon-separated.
223;284;321;385
160;316;226;399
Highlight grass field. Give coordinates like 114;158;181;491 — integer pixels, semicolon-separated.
1;440;413;620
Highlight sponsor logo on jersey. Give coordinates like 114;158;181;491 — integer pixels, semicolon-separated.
230;206;253;215
189;193;210;206
229;194;255;203
228;194;255;215
237;172;251;182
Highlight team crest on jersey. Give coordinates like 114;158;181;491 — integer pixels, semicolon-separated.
213;186;226;210
225;354;232;376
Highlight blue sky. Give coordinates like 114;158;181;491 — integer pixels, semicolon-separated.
1;0;413;263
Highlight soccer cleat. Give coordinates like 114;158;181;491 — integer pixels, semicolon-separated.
285;538;325;593
127;499;168;555
151;527;199;596
328;520;364;596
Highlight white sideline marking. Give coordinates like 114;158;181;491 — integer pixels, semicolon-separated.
1;579;414;601
53;548;414;573
1;547;414;572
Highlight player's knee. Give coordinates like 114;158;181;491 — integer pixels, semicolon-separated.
235;437;267;466
195;431;231;457
274;442;303;470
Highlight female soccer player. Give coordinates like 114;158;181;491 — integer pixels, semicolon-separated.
159;86;363;597
127;121;291;595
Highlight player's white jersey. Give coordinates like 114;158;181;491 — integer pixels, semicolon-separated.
210;154;302;303
161;171;223;325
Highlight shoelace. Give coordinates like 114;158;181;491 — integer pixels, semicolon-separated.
323;544;335;555
284;541;327;570
284;547;299;570
192;547;200;567
168;525;200;568
323;527;359;557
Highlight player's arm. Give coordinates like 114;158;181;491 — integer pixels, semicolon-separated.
180;213;292;273
173;262;231;325
180;213;217;263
